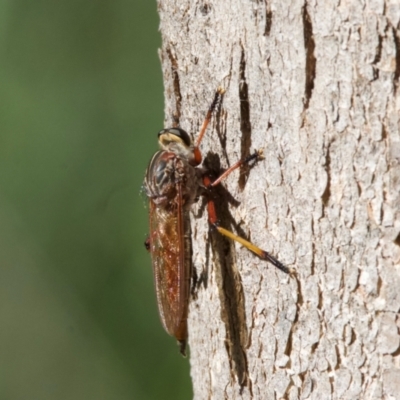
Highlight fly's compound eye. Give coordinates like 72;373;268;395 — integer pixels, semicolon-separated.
158;128;192;148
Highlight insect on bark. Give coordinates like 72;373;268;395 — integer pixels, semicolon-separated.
143;88;291;356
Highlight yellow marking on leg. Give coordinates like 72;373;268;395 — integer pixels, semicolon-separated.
216;226;264;257
215;226;292;275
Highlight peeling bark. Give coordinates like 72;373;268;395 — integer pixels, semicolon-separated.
157;0;400;399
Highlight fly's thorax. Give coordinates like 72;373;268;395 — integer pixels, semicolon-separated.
143;150;201;209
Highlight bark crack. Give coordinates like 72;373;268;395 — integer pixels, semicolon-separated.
394;232;400;247
166;46;182;125
393;26;400;91
264;0;272;36
302;4;316;110
322;141;332;207
239;46;252;190
372;33;383;81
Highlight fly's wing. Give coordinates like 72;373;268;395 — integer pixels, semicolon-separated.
148;184;190;343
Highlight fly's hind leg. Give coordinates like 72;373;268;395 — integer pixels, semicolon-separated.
203;151;292;275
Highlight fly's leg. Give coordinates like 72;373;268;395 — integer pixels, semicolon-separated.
195;87;225;148
203;152;292;275
191;88;225;165
209;149;264;187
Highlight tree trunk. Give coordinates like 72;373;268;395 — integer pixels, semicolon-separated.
157;0;400;399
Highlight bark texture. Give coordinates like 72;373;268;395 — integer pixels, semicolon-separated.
157;0;400;399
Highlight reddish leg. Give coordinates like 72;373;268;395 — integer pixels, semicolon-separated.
195;87;225;148
192;88;225;166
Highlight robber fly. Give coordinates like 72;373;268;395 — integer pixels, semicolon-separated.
143;88;290;356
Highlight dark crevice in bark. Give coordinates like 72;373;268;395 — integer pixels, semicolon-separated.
322;142;331;207
302;4;316;110
391;342;400;357
214;89;229;164
393;27;400;90
310;209;316;274
372;33;383;81
166;47;182;125
264;0;272;36
373;34;383;65
394;232;400;247
239;47;252;190
284;327;294;361
376;275;383;299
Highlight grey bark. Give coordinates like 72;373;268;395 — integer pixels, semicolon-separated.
157;0;400;399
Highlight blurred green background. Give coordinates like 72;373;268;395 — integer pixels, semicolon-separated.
0;1;192;399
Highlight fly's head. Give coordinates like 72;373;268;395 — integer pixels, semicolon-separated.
158;128;201;166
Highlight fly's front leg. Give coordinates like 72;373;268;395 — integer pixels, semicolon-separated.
195;87;225;148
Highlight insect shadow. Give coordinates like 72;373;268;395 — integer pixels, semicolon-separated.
192;150;256;389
